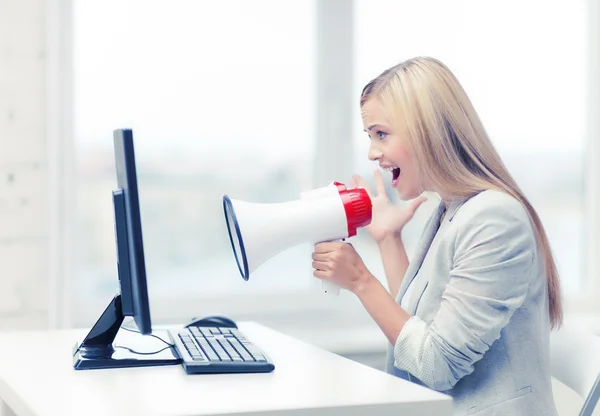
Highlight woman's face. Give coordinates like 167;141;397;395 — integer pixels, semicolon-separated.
361;98;422;200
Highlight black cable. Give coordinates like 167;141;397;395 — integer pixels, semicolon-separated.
115;345;173;355
72;321;176;358
120;325;175;347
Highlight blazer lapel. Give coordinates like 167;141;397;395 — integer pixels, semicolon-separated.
396;201;446;303
401;197;471;313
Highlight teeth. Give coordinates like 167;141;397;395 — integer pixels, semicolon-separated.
381;166;398;172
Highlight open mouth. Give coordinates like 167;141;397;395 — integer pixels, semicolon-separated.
382;166;401;187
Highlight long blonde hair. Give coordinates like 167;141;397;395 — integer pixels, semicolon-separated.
361;57;562;328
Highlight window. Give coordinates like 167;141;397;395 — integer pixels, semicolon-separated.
69;0;594;331
353;0;588;296
72;0;322;324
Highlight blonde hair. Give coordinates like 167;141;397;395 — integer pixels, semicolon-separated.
361;56;562;328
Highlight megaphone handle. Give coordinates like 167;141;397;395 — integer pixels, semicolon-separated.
322;280;341;296
320;239;344;296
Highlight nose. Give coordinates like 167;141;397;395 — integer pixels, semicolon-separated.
368;140;383;161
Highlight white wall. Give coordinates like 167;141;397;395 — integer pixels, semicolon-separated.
0;0;49;330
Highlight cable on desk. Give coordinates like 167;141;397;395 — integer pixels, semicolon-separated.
114;345;173;355
120;324;175;347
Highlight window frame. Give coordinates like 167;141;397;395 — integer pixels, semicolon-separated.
579;0;600;314
47;0;74;329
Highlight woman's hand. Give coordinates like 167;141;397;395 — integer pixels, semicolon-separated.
312;242;373;293
352;170;427;244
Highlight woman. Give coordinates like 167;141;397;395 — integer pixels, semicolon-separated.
312;56;561;415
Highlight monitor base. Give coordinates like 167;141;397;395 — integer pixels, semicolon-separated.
73;341;181;370
72;294;181;370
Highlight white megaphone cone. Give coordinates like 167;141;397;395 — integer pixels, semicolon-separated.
223;182;372;295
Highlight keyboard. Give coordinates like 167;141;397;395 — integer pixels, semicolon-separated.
169;326;275;374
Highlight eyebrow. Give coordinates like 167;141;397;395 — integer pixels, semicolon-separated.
363;124;386;132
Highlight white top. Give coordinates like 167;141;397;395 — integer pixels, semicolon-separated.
0;321;452;416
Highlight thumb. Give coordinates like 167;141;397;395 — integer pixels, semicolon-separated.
408;195;427;215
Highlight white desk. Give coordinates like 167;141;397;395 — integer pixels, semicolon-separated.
0;322;452;416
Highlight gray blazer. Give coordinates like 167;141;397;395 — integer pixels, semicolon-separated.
385;190;558;415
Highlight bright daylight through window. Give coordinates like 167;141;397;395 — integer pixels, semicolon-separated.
72;0;588;326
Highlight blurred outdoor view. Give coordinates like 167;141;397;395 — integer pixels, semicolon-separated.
73;0;586;314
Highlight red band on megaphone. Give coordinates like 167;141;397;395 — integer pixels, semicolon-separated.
338;187;372;237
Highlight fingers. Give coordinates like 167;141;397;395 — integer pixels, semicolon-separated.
373;169;386;197
311;252;328;261
313;269;330;279
314;242;340;253
314;241;354;254
312;260;328;270
353;171;387;199
351;174;372;198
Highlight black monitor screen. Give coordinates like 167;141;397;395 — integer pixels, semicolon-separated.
113;129;152;334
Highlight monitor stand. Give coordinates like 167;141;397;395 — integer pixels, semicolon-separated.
72;294;181;370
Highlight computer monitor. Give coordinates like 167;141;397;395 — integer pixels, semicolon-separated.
73;129;180;370
113;128;151;334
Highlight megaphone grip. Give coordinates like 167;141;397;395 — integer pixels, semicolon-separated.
322;280;341;296
317;238;346;296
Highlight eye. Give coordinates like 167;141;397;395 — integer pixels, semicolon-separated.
376;131;388;140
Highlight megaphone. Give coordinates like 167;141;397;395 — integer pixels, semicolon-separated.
222;181;372;295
